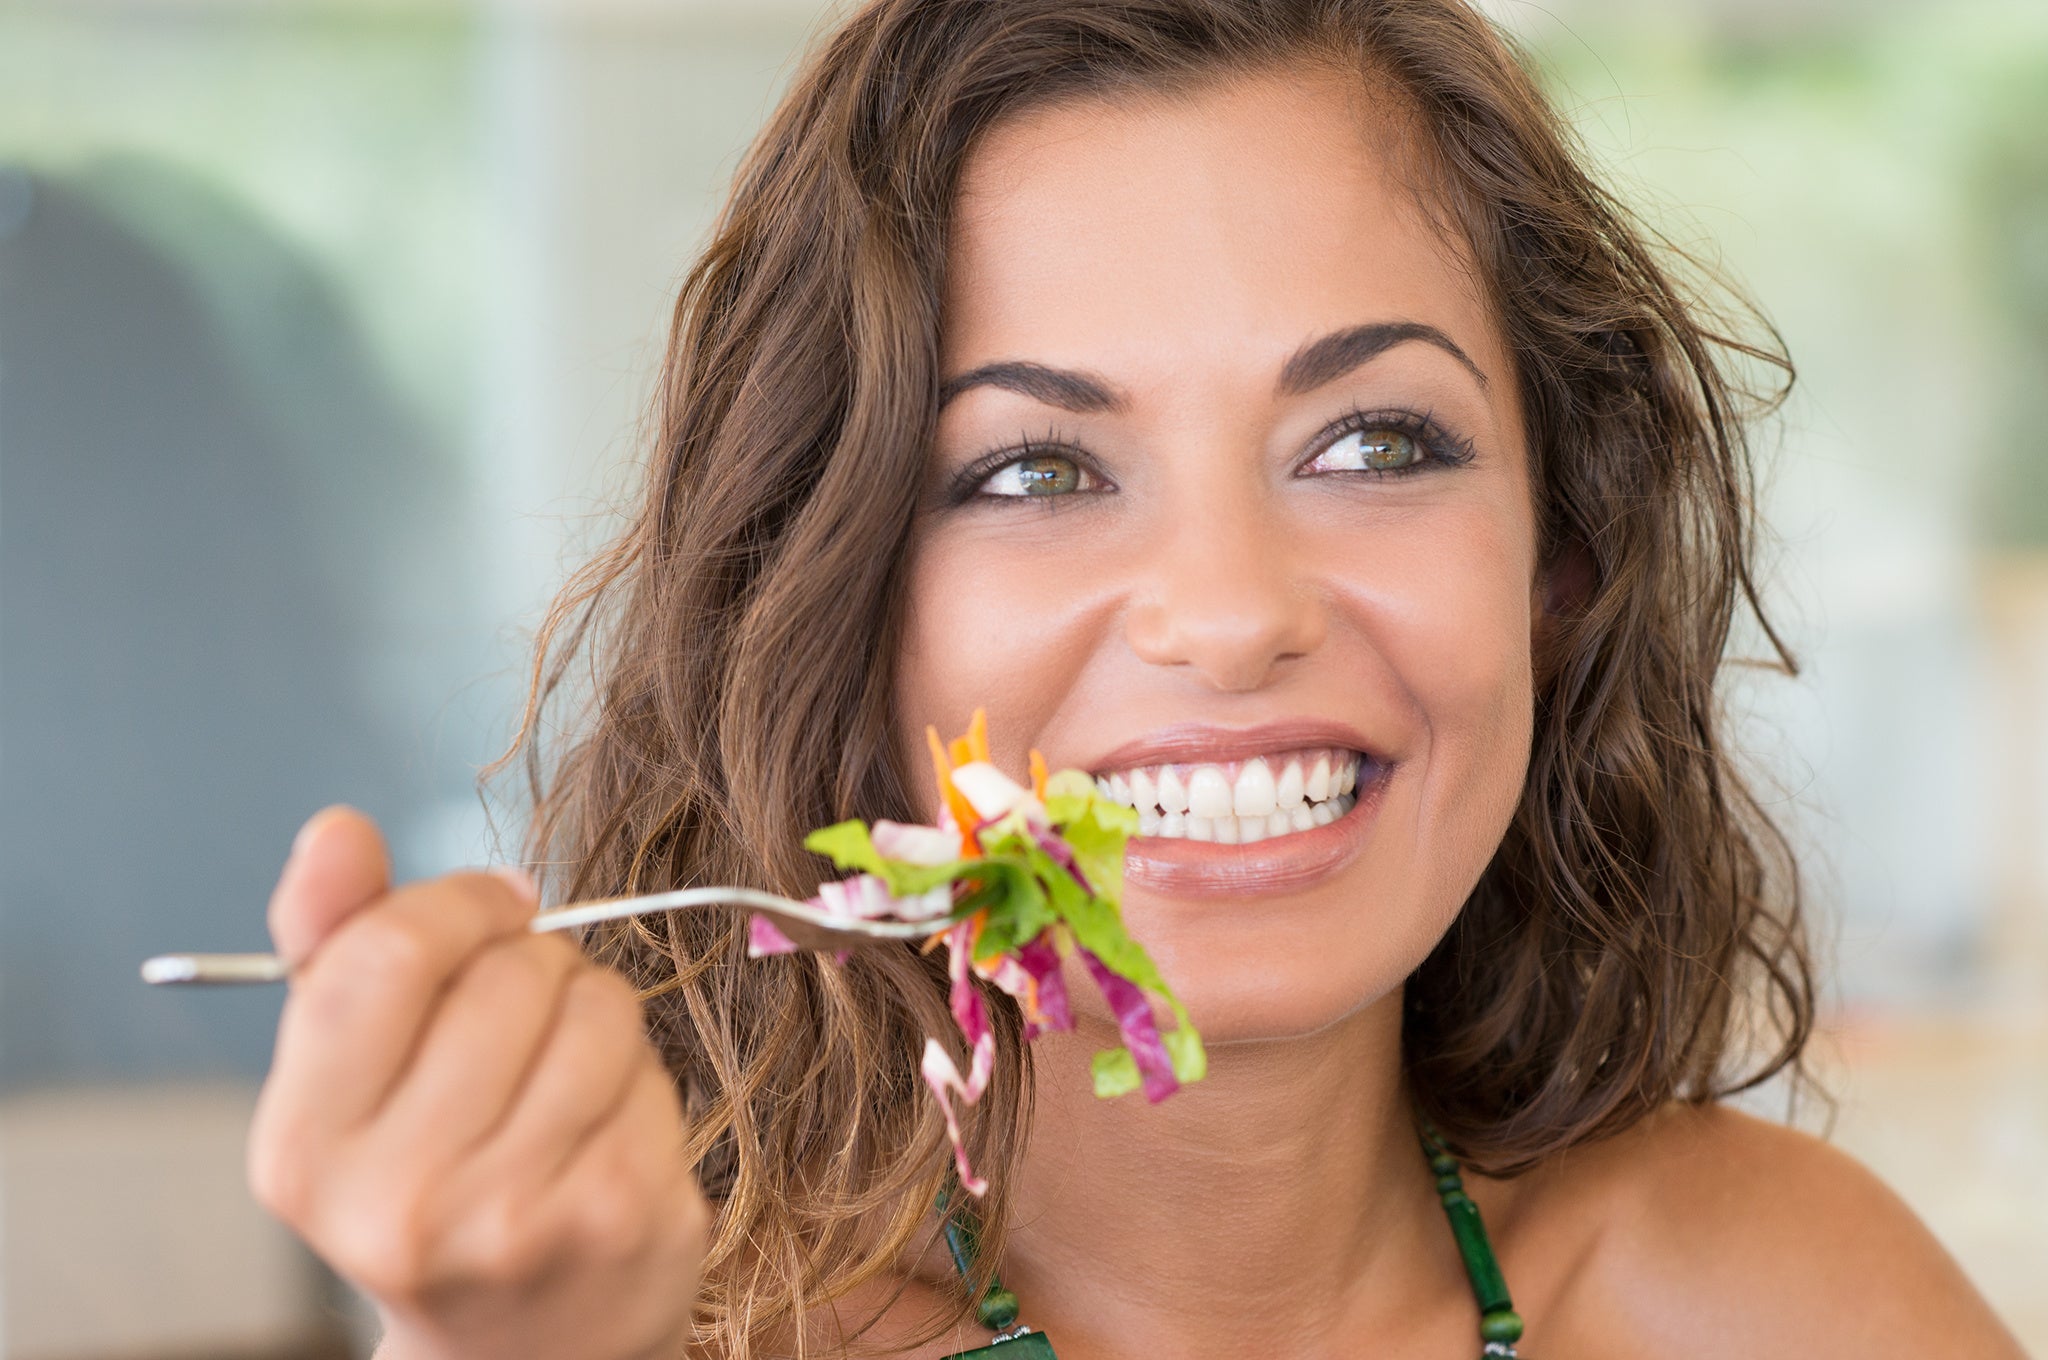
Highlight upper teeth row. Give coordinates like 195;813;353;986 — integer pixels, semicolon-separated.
1093;748;1362;820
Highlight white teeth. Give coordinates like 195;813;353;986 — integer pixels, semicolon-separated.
1126;792;1363;844
1187;767;1234;819
1305;752;1331;802
1274;759;1305;809
1095;747;1373;841
1233;757;1277;818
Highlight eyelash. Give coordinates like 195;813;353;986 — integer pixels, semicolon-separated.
944;407;1476;507
1307;405;1478;477
944;425;1111;507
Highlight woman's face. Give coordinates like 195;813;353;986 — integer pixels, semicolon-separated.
896;67;1540;1042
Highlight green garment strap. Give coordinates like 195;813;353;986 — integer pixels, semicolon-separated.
938;1124;1525;1359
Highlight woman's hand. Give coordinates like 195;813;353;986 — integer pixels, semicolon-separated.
247;806;710;1360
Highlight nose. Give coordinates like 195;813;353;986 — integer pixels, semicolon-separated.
1123;493;1327;693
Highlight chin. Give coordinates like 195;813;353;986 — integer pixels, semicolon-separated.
1128;897;1427;1044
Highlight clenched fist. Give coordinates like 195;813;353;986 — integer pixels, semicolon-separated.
248;807;710;1360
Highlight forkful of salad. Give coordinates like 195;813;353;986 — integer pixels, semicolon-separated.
142;710;1205;1194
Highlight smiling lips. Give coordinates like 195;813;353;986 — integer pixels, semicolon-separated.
1094;746;1366;844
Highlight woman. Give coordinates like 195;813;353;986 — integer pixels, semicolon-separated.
248;2;2026;1356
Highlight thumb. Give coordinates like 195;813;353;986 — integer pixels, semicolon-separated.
268;805;392;967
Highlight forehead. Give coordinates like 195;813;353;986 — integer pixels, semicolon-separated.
943;66;1502;388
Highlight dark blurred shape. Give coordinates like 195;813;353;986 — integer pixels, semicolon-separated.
0;157;452;1090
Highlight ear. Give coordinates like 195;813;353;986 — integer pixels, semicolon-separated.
1530;538;1595;665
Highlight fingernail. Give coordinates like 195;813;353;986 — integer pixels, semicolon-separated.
290;809;330;860
488;865;539;906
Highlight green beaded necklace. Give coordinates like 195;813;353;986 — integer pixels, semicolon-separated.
936;1122;1523;1360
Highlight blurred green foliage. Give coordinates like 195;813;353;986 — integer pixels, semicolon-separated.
1521;0;2048;547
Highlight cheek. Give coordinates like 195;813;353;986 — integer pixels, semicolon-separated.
1382;515;1536;809
891;528;1106;817
1354;503;1537;905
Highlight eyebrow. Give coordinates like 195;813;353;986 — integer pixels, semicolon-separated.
936;320;1489;413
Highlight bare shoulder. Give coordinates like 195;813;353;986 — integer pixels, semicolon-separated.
1514;1102;2025;1358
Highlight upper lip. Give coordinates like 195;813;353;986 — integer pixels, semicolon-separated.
1087;719;1381;774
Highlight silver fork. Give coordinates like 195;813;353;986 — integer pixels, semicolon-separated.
139;886;944;985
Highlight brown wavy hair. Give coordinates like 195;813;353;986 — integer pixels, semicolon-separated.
491;0;1815;1353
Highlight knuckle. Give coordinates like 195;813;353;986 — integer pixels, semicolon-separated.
569;1163;649;1258
337;914;438;987
438;869;536;924
665;1175;714;1258
515;930;584;984
326;1195;437;1301
463;934;557;997
246;1128;310;1223
526;928;583;972
572;966;648;1034
452;1191;552;1287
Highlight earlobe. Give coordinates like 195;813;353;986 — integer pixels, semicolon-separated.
1530;540;1595;665
1539;540;1596;618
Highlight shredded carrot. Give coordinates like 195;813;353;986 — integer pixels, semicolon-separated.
927;722;982;856
966;708;990;764
1029;748;1049;800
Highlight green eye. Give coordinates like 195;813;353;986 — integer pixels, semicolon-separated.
982;454;1087;497
1311;425;1420;474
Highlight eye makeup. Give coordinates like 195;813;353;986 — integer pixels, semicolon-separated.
936;403;1478;509
939;423;1116;508
1294;405;1477;479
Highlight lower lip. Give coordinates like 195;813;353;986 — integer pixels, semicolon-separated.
1121;762;1393;897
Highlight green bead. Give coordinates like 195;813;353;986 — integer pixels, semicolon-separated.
1443;1200;1513;1315
977;1287;1020;1331
1429;1152;1460;1176
1479;1309;1524;1343
1435;1172;1464;1194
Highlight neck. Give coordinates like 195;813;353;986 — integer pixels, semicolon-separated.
1003;990;1446;1352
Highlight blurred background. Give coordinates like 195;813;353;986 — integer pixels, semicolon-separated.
0;0;2041;1353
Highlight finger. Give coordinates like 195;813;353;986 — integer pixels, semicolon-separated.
426;1061;691;1296
473;1060;690;1284
470;967;652;1182
267;871;540;1136
543;1061;691;1267
371;931;585;1160
268;806;392;966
